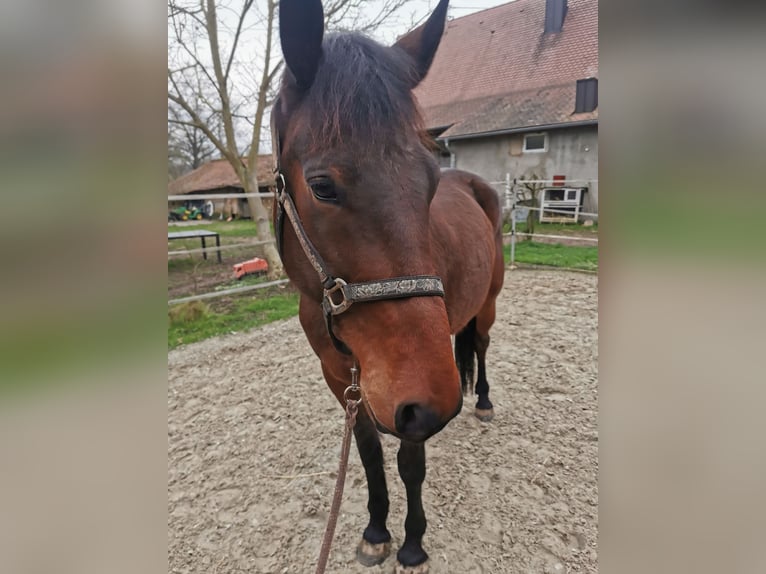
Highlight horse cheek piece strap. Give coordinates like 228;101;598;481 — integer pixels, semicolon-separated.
272;173;445;355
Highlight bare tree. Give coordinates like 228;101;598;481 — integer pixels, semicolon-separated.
168;99;220;177
168;0;408;278
168;126;187;181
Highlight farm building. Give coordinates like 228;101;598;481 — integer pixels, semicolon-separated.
415;0;599;214
168;156;275;219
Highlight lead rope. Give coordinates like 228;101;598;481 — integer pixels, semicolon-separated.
314;363;361;574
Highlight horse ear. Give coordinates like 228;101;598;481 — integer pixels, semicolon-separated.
393;0;449;87
279;0;324;90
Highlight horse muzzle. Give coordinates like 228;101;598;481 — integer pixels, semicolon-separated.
367;393;463;443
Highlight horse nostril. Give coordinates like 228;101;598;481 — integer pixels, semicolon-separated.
398;404;418;429
394;403;442;441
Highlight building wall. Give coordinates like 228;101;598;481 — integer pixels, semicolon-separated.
446;124;599;215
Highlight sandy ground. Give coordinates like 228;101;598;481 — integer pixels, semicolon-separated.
168;269;598;573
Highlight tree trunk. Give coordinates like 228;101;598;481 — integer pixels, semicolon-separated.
244;167;283;278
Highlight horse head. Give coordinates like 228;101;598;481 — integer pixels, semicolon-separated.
273;0;460;442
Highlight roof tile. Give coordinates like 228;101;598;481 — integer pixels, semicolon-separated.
414;0;598;137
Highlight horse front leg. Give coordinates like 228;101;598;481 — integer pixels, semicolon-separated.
353;404;392;566
395;440;430;572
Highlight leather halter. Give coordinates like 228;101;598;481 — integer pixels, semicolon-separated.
271;112;445;355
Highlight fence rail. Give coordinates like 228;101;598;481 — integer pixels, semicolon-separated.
168;192;273;201
503;232;598;243
169;279;290;306
487;179;597;186
516;204;599;219
168;239;273;258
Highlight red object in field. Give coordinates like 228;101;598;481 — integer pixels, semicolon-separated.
233;257;269;279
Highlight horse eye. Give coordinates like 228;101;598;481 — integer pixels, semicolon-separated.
308;178;338;202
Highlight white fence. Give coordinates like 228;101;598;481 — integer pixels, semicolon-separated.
486;175;599;268
168;175;598;305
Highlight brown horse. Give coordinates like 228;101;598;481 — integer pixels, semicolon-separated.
272;0;504;570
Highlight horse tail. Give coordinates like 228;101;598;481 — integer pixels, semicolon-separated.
454;317;477;395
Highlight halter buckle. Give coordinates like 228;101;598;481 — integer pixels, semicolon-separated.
323;278;352;315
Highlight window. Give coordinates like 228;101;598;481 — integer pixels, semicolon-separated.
575;78;598;113
523;133;547;153
544;0;568;34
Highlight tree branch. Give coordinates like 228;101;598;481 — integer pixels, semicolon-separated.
204;0;240;158
246;0;278;172
224;0;256;83
169;5;220;93
168;89;229;160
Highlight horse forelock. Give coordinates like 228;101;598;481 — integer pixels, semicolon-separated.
289;33;427;157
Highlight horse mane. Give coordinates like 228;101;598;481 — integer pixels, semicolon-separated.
300;33;428;156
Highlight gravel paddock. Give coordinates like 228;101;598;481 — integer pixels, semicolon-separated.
169;269;598;573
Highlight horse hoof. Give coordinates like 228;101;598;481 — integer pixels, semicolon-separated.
356;538;391;567
394;559;430;573
474;407;494;422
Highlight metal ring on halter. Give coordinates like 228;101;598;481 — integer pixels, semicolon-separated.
344;384;361;404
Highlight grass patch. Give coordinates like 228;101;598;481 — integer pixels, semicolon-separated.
504;241;598;271
168;291;299;349
503;220;598;234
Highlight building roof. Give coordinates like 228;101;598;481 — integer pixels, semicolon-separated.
168;156;275;195
414;0;598;139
